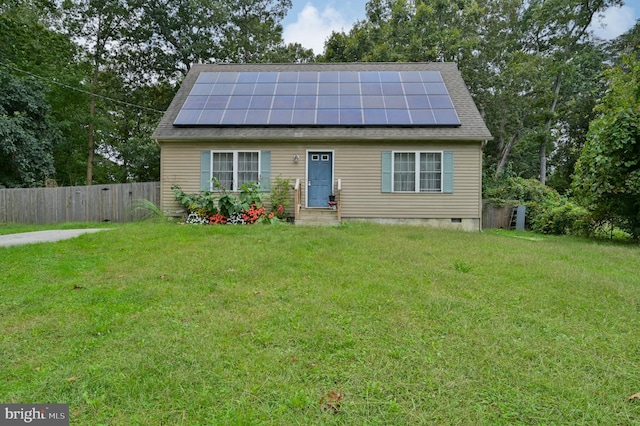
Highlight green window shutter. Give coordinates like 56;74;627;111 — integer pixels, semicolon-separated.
443;151;454;193
381;151;392;193
260;150;271;192
200;151;211;190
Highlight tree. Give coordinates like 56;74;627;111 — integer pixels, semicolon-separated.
219;0;292;63
0;72;60;187
1;0;316;187
515;0;621;184
264;42;316;64
320;0;619;188
97;79;172;183
572;52;640;239
323;0;485;64
55;0;295;186
1;0;89;186
608;20;640;57
137;0;293;80
59;0;141;185
547;42;608;192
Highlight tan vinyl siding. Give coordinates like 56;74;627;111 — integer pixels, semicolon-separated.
160;140;482;220
336;142;481;219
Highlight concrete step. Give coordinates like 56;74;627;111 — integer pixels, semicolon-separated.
295;208;340;226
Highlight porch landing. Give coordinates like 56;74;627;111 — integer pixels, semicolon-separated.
294;208;340;226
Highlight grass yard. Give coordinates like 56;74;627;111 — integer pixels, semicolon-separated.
1;222;640;425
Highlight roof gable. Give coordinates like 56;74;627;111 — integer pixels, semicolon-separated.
153;62;492;141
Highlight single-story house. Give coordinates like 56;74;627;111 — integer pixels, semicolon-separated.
152;62;492;230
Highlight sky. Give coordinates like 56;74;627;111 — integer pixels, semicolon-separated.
282;0;640;55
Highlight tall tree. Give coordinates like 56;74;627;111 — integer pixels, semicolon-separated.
59;0;140;185
515;0;621;184
97;76;171;183
323;0;486;64
0;72;60;187
547;42;607;192
3;0;307;187
572;52;640;238
1;0;89;186
266;42;316;63
321;0;619;188
56;0;295;185
137;0;293;80
219;0;292;63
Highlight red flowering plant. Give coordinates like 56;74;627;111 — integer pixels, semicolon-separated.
242;204;266;224
208;213;227;224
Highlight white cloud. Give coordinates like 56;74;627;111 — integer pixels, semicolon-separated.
283;3;350;54
590;5;636;40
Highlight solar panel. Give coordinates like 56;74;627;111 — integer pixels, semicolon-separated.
174;71;461;127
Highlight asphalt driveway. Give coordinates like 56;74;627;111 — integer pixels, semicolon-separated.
0;229;112;247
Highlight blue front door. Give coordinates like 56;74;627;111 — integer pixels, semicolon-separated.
307;152;333;207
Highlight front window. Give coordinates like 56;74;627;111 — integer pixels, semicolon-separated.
211;151;260;190
393;151;442;192
419;152;442;192
393;152;416;192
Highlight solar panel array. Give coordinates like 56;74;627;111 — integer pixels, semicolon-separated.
174;70;461;127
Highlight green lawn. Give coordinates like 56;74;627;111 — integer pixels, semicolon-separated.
1;222;640;424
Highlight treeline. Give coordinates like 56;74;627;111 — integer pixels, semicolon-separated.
1;0;639;237
0;0;313;188
319;0;639;238
322;0;636;187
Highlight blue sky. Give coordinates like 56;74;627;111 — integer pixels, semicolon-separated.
282;0;640;54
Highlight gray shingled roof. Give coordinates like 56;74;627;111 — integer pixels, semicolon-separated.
152;62;492;141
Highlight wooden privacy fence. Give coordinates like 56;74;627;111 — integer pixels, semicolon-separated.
482;200;527;230
0;182;160;224
482;200;513;230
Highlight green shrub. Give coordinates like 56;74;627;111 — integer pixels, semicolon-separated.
213;180;261;217
484;177;596;235
484;177;560;207
530;199;591;236
269;175;293;218
238;182;263;209
171;185;218;216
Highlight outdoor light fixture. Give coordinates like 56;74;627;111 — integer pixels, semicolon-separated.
293;154;300;163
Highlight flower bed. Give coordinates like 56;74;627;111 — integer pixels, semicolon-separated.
173;179;283;225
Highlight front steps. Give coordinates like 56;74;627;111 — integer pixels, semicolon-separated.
295;208;340;226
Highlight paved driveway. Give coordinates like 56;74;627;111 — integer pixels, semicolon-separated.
0;229;112;247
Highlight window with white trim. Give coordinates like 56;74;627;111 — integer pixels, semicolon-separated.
210;151;260;190
393;151;442;192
